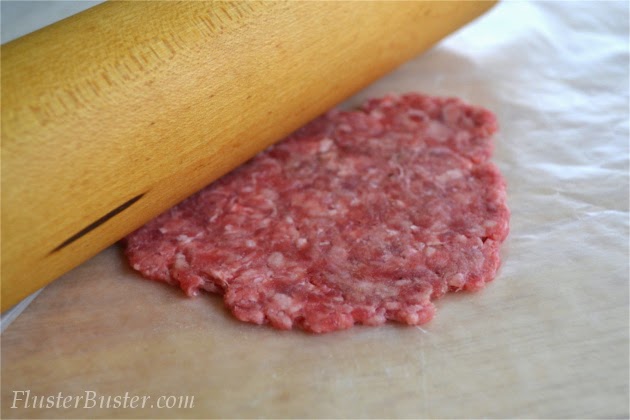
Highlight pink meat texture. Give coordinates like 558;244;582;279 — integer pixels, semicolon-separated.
125;93;510;333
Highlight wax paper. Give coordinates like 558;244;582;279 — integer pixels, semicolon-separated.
1;1;628;417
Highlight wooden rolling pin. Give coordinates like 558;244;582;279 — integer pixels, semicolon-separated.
1;1;496;311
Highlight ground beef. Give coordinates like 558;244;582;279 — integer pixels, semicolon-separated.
125;93;509;333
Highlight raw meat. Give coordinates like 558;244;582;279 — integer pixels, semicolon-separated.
125;93;509;333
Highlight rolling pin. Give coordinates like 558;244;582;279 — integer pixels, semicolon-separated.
1;1;497;311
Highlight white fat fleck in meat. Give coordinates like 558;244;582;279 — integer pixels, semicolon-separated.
267;252;285;268
352;281;399;298
338;123;352;133
261;188;279;201
436;169;463;184
319;138;334;153
484;219;497;228
296;238;308;249
304;197;331;217
329;246;348;264
466;225;485;237
158;227;168;234
245;239;256;248
425;247;436;257
399;307;423;324
173;252;189;269
407;108;427;119
429;222;447;232
402;247;419;258
447;273;466;288
176;233;201;244
332;202;348;216
369;109;385;119
271;293;291;307
337;159;359;177
395;279;412;286
385;301;401;310
270;293;303;314
425;121;451;142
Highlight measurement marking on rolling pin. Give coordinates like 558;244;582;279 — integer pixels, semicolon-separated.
23;2;272;127
49;193;146;254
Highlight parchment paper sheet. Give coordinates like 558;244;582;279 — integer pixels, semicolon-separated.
2;1;628;418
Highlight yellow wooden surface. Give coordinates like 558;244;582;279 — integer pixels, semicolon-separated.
1;1;495;311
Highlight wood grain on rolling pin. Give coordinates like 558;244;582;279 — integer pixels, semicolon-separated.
0;1;496;311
